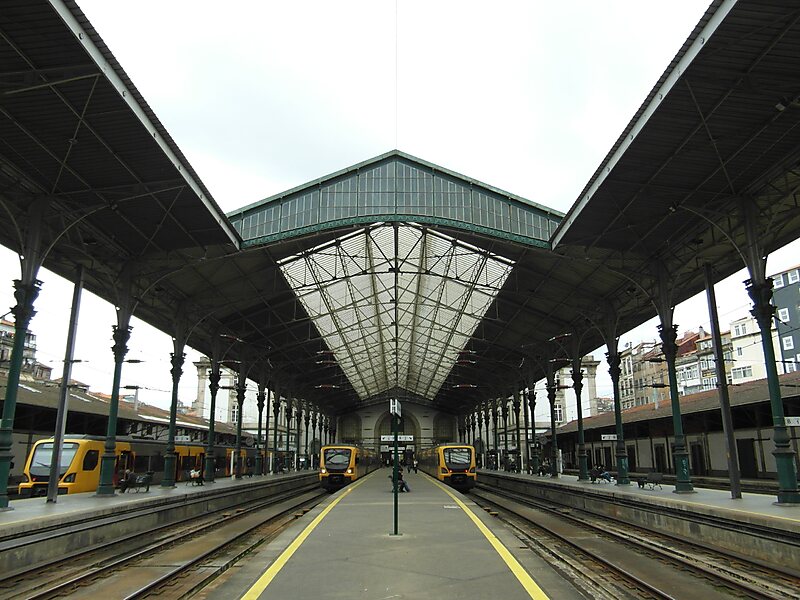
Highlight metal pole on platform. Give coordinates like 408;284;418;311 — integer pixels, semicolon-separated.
705;264;742;499
47;266;83;503
392;412;399;535
390;397;401;535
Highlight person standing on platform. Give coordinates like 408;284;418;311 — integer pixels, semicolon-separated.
397;470;410;492
413;458;418;473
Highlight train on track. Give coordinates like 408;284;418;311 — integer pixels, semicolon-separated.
319;444;379;491
418;444;477;491
18;434;252;497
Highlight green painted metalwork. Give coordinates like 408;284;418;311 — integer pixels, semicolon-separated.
240;215;552;249
229;153;561;250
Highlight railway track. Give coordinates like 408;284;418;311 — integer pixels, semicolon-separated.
471;485;800;600
0;484;326;599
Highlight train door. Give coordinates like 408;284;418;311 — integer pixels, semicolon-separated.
654;444;667;473
690;443;706;476
737;438;758;478
626;445;637;472
602;447;612;469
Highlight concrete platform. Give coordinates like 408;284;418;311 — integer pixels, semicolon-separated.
215;468;574;600
478;470;800;570
0;471;317;576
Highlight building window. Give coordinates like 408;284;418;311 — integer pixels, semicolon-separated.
733;323;747;336
778;308;790;323
231;402;239;425
788;270;799;284
786;359;797;373
732;366;753;379
782;336;795;351
736;347;743;357
774;274;784;288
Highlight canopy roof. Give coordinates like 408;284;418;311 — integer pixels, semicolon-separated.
2;1;800;419
279;223;514;401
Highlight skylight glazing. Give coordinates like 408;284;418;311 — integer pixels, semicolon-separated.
279;223;514;401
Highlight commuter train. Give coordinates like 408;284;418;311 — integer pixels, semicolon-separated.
18;435;253;497
418;444;477;491
319;444;379;491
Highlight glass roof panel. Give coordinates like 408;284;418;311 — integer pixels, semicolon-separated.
279;223;514;401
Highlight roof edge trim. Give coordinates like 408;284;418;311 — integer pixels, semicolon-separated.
51;0;241;250
240;215;553;250
551;0;735;248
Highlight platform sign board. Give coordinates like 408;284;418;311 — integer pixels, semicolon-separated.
175;435;191;442
601;434;618;441
785;417;800;426
381;445;406;453
381;435;413;442
390;398;401;417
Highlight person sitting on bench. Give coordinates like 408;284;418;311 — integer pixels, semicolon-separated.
190;467;204;485
389;471;411;492
119;469;137;493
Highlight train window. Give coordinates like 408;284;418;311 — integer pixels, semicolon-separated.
443;448;471;466
82;450;99;471
29;442;79;477
324;448;352;468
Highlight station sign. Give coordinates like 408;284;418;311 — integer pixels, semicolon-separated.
785;417;800;426
381;445;406;453
175;435;192;442
390;398;401;416
601;434;618;441
381;435;414;442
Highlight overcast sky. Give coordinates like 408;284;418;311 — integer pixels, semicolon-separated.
2;1;798;416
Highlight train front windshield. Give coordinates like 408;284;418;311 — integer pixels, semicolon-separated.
29;442;78;477
443;447;471;469
324;448;352;470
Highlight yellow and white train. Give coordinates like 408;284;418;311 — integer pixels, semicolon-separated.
418;444;476;491
18;435;247;497
318;444;378;491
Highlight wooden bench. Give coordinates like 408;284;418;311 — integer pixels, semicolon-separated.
120;472;152;493
636;472;663;490
589;468;613;483
185;471;204;486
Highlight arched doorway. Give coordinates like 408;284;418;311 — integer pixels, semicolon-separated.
374;410;421;465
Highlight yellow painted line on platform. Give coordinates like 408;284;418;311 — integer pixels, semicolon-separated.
240;474;370;600
428;478;550;600
691;502;800;523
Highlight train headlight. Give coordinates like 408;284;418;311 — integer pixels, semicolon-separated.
346;468;353;474
320;468;327;474
63;473;76;483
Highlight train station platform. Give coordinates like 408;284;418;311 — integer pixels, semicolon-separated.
477;469;800;569
213;468;575;600
479;469;800;522
0;471;317;577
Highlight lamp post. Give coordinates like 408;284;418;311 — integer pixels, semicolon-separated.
548;331;591;481
512;392;521;473
501;400;509;470
272;390;281;474
304;404;311;469
255;382;266;476
491;401;499;469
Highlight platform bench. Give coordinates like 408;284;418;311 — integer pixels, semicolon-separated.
636;472;663;490
122;472;152;493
